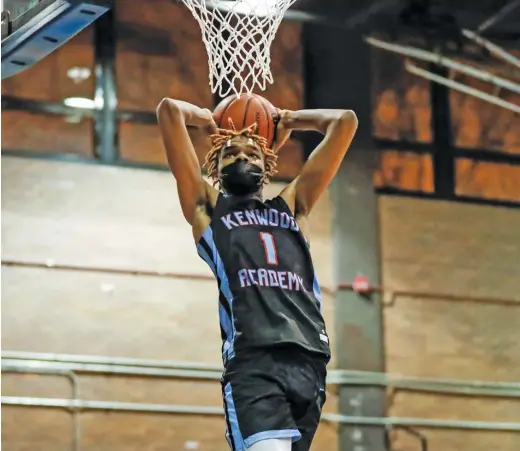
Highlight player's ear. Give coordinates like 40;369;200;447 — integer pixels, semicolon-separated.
272;108;281;141
273;108;281;124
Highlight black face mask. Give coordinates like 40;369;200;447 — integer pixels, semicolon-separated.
220;160;263;196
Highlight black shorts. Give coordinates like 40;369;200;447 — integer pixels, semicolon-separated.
221;346;327;451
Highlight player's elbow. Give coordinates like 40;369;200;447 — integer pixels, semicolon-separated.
157;98;181;120
325;110;357;132
157;97;180;116
330;110;358;139
157;97;171;114
337;110;358;129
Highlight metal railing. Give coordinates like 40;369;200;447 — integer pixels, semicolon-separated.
3;352;520;451
2;366;81;451
4;351;520;398
2;395;520;432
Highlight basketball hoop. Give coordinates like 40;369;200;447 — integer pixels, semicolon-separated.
179;0;298;97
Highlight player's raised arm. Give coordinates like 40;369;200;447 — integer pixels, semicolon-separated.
276;109;358;217
156;98;218;225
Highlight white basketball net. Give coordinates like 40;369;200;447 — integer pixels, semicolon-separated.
180;0;298;97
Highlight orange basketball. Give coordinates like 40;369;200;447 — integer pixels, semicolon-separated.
213;93;278;148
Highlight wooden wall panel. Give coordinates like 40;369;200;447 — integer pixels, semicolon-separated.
371;48;432;143
456;159;520;202
1;111;94;156
373;150;434;192
1;27;94;101
116;0;212;111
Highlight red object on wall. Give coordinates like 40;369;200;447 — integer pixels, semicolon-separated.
352;275;370;294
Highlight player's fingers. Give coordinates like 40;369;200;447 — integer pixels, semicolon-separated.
207;120;218;135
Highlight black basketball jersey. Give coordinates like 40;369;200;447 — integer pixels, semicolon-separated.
197;193;331;365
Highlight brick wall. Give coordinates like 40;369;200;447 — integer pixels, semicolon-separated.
0;156;335;451
380;196;520;450
2;157;519;451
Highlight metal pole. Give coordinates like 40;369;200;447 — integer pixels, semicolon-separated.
462;29;520;70
1;396;224;416
406;62;520;114
1;350;224;371
1;359;223;381
335;377;520;398
429;62;454;198
334;371;520;390
2;367;81;451
4;354;520;397
324;412;520;432
93;8;118;163
365;36;520;95
5;360;520;399
388;426;428;451
477;0;520;33
3;397;520;432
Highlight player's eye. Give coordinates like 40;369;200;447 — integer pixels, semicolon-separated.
223;149;237;157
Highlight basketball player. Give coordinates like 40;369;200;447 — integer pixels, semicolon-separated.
157;97;358;451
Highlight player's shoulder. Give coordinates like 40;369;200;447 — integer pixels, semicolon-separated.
203;178;220;206
274;180;298;216
264;193;295;216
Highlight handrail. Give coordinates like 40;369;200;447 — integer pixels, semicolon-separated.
333;369;520;390
3;356;520;398
2;359;222;381
2;396;520;432
2;367;81;451
2;350;224;371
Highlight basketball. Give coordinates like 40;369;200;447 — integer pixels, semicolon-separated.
213;93;278;148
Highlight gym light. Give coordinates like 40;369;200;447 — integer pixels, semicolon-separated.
66;66;92;83
63;97;96;109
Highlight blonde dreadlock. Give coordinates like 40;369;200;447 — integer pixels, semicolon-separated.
204;121;278;187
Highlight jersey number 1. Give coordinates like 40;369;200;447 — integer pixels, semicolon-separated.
259;232;278;265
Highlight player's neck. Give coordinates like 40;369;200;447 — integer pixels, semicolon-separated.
223;190;263;201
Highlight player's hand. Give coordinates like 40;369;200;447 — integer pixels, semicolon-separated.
273;109;292;152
